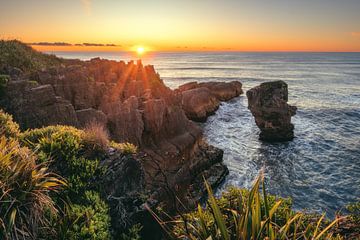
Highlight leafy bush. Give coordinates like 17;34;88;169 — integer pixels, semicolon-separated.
20;125;112;239
120;224;142;240
61;191;111;240
20;125;82;147
21;125;104;197
154;173;342;240
346;201;360;223
0;40;61;73
111;142;138;155
0;109;20;138
0;137;65;239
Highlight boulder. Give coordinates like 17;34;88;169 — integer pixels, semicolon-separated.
0;82;79;129
181;87;220;122
246;80;297;142
76;108;107;127
178;81;243;121
199;81;243;101
108;96;144;146
100;149;147;232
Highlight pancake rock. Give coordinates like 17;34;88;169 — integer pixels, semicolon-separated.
0;56;228;214
246;80;297;142
178;81;243;121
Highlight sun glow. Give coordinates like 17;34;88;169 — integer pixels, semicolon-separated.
137;47;145;55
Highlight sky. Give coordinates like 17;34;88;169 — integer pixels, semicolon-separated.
1;0;360;52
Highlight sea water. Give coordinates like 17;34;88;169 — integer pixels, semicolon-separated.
49;51;360;217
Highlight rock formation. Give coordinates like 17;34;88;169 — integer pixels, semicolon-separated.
0;56;229;213
246;80;297;142
177;81;243;121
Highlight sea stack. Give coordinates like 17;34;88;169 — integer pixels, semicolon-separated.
246;80;297;142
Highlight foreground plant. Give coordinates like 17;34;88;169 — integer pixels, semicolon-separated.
151;172;342;240
0;137;65;239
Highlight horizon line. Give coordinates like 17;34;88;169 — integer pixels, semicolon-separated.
42;49;360;53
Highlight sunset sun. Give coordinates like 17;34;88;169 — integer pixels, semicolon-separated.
137;47;145;55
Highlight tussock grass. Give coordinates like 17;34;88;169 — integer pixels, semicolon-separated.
0;137;65;239
0;109;20;138
82;121;110;154
151;172;343;240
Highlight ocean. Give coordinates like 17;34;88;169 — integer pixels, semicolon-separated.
49;51;360;217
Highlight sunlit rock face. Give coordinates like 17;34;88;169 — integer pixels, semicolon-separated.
177;81;243;122
246;80;297;142
0;57;228;210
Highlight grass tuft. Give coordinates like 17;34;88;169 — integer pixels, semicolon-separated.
0;137;65;239
82;121;110;155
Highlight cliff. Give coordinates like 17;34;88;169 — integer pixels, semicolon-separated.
0;41;242;212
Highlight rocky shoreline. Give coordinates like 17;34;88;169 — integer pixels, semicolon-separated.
0;41;304;239
0;56;243;217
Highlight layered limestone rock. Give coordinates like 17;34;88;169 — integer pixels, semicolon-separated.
180;87;220;122
0;81;78;128
0;57;229;213
246;80;297;141
178;81;243;121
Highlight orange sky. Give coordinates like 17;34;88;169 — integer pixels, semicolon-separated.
1;0;360;52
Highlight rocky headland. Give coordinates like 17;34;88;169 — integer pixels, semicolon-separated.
0;42;243;227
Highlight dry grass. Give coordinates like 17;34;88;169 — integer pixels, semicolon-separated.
82;121;110;154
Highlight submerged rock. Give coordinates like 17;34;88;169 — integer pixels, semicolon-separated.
246;80;297;142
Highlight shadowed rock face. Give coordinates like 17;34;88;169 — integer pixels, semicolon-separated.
246;80;297;142
0;58;228;213
178;81;243;121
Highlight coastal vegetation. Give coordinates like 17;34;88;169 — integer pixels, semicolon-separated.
1;109;358;239
0;40;61;73
155;174;351;239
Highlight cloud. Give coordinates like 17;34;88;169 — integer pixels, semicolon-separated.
350;32;360;37
29;42;120;47
80;0;92;15
81;43;120;47
29;42;72;46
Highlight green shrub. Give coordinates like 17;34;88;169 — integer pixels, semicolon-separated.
120;224;142;240
21;125;104;197
20;125;82;146
346;201;360;223
59;191;111;240
0;137;65;239
21;125;112;239
111;142;138;155
0;109;20;138
154;173;342;240
0;40;61;73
